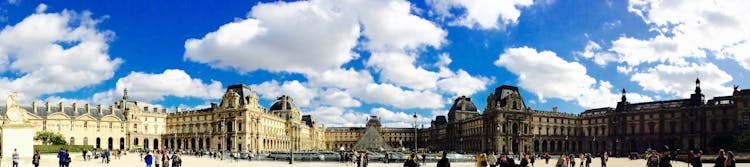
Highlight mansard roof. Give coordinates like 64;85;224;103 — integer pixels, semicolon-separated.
449;96;478;112
1;104;125;120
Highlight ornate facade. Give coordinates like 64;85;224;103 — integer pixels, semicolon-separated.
426;79;750;156
0;84;326;153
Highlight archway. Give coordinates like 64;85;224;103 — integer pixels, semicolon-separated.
205;138;210;150
144;138;149;150
199;138;203;150
542;141;548;153
177;139;182;149
70;137;75;145
191;138;196;150
120;138;125;150
153;139;159;150
108;137;113;150
84;137;88;146
534;140;539;153
134;138;139;147
96;137;101;149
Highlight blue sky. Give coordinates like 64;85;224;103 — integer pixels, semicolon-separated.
1;0;748;127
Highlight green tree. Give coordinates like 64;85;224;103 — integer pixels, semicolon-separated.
34;131;67;145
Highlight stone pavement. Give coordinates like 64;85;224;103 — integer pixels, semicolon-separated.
23;153;750;167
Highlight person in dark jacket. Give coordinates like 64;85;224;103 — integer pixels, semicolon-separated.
691;150;702;167
404;153;418;167
518;153;529;167
714;150;726;167
659;149;672;167
437;151;451;167
357;152;368;167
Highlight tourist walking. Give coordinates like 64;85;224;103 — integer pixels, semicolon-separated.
477;153;488;167
555;153;567;167
544;153;550;164
155;150;163;167
660;148;672;167
12;149;19;167
403;153;418;167
145;151;154;167
530;153;535;167
83;150;88;161
33;150;41;167
162;150;171;167
691;150;702;167
518;153;529;167
488;152;497;167
172;152;182;167
585;153;591;167
725;151;736;167
715;149;726;167
688;150;694;167
57;148;68;167
648;150;660;167
357;152;368;167
569;154;576;167
437;151;450;167
601;152;608;167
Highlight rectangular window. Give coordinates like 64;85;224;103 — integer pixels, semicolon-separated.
744;114;750;126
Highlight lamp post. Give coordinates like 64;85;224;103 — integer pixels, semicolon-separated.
496;124;501;152
288;115;297;164
615;138;620;157
413;112;418;152
564;136;568;153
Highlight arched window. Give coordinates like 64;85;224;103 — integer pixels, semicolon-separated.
70;137;75;145
83;137;88;145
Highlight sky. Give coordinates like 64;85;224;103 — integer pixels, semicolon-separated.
1;0;748;128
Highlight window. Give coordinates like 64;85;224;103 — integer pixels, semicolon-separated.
57;120;61;131
744;114;750;126
84;121;88;128
239;123;243;131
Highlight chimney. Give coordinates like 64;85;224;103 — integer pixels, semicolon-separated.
32;101;37;113
85;104;91;114
72;103;78;115
97;104;103;115
553;106;558;113
109;105;114;115
59;102;64;113
45;102;51;113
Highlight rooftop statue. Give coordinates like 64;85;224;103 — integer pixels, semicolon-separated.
5;92;29;125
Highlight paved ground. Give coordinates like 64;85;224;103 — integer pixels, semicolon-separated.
21;153;750;167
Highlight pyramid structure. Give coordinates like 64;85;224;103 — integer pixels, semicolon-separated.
353;116;393;151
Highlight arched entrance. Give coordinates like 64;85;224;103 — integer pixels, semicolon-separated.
108;137;113;150
120;138;125;150
153;139;159;150
144;138;149;150
96;137;101;149
199;138;204;150
134;138;139;147
534;140;540;152
191;138;196;150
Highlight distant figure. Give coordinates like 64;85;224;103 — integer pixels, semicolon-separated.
437;151;451;167
12;149;19;167
691;150;702;167
83;150;88;161
725;151;736;167
404;153;418;167
555;153;567;167
57;148;68;167
155;150;163;167
660;149;672;167
171;152;182;167
714;150;726;167
570;154;576;167
544;153;550;164
585;153;592;167
518;153;529;167
162;150;171;167
476;153;488;167
530;153;535;167
33;150;41;167
601;152;608;167
487;152;497;167
687;150;694;167
357;152;368;167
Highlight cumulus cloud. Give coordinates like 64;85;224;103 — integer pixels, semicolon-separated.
576;40;617;66
251;80;316;107
366;52;439;90
495;46;651;108
351;83;445;109
631;63;733;99
370;107;432;128
302;106;369;127
0;8;122;103
92;69;224;104
320;88;361;108
427;0;534;30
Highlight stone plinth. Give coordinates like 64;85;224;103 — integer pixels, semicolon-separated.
1;124;34;167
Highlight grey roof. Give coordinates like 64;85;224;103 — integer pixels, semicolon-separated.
1;105;125;120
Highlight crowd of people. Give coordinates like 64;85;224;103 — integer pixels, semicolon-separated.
684;149;737;167
140;149;183;167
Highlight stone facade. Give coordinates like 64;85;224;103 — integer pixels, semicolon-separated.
426;79;750;156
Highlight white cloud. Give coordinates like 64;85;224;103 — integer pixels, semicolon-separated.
302;106;369;127
367;52;438;90
346;0;446;51
92;69;224;104
495;46;651;108
7;0;19;5
621;0;750;71
576;40;617;66
251;80;316;107
370;107;431;128
320;88;361;108
631;63;732;99
352;83;445;109
305;68;374;89
0;9;122;103
437;68;491;96
35;3;47;13
184;0;360;74
427;0;534;30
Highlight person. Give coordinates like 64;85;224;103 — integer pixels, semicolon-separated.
647;150;660;167
691;150;702;167
57;148;67;167
570;154;576;167
544;153;550;164
530;153;536;167
155;150;163;167
585;153;592;167
83;149;88;161
555;153;567;167
404;153;419;167
249;151;254;161
422;152;427;166
715;149;726;167
518;153;529;167
33;150;41;167
162;150;171;167
660;149;672;167
144;151;153;167
477;153;488;167
106;149;111;163
64;149;71;167
725;151;736;167
687;150;694;167
357;152;368;167
12;149;19;167
437;151;450;167
499;154;508;167
488;152;498;167
601;151;609;167
172;152;182;167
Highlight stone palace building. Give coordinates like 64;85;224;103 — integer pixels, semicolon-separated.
1;79;749;156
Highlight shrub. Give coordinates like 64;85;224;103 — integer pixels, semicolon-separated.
34;145;94;153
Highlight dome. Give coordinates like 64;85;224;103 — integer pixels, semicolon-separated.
449;96;478;112
269;95;295;111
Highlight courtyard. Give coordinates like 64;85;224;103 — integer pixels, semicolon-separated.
17;152;748;167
